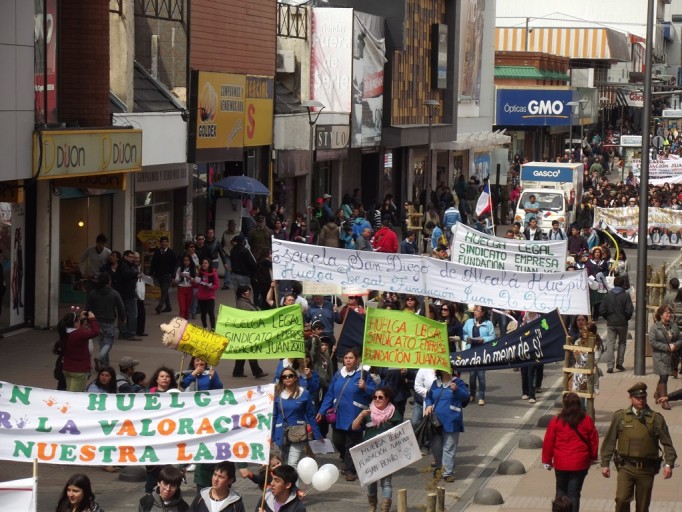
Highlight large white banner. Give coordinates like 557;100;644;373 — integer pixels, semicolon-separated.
0;478;35;511
633;157;682;180
451;223;567;272
312;8;353;113
272;239;590;315
595;206;682;246
350;421;420;485
0;382;274;465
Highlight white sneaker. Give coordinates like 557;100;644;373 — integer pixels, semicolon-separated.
529;398;536;404
521;395;529;400
186;464;196;472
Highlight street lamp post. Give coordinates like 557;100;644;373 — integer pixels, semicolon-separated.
599;96;609;139
300;100;325;230
423;99;440;208
567;101;578;160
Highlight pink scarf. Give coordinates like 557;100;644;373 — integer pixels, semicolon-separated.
370;402;395;426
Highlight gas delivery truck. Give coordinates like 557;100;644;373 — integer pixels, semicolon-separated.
513;162;583;233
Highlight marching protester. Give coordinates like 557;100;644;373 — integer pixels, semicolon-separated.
601;383;676;512
542;393;598;512
352;387;403;512
58;310;100;392
138;465;189;512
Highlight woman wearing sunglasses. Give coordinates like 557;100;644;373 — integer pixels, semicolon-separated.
317;348;376;481
273;366;322;469
352;387;402;512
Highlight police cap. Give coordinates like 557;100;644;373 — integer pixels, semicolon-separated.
627;382;648;397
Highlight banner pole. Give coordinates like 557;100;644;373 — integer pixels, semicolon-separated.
259;464;270;512
32;458;38;512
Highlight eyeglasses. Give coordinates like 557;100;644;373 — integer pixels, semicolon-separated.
373;395;386;400
281;374;296;380
197;237;205;241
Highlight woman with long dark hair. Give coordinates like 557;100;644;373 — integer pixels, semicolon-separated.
193;257;219;329
174;253;196;320
55;473;103;512
86;366;117;393
541;393;598;512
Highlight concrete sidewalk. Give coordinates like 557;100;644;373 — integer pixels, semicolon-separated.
462;330;682;512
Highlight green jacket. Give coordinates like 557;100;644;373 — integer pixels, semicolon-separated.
600;406;676;467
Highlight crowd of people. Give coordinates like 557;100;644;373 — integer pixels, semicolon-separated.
59;173;682;512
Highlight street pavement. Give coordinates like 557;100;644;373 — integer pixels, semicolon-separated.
2;286;682;510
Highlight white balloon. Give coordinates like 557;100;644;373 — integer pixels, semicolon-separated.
319;463;340;483
312;469;335;492
297;457;319;485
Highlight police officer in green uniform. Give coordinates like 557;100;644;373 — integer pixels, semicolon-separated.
601;382;676;512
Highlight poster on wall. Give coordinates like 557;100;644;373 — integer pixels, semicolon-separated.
312;8;353;113
9;203;25;327
351;12;386;148
458;0;485;116
34;0;58;124
473;153;490;181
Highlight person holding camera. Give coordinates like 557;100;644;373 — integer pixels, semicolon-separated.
57;310;100;392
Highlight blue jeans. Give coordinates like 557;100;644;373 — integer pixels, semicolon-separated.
98;322;116;365
367;474;393;499
411;400;424;427
469;371;486;400
431;431;460;478
555;469;588;512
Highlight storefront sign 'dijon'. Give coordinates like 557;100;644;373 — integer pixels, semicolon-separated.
33;129;143;178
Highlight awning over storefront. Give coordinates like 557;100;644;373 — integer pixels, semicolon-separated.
495;27;630;62
433;131;511;151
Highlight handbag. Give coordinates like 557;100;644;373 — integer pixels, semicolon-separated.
325;373;353;424
279;396;308;444
136;278;146;300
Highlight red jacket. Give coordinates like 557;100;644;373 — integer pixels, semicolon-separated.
542;415;598;471
62;319;101;373
372;226;399;253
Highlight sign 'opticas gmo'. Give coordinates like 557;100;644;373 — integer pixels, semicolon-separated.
496;89;575;127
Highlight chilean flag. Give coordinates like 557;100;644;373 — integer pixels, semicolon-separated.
475;183;492;216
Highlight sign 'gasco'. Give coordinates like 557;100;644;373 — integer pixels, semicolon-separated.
33;129;143;179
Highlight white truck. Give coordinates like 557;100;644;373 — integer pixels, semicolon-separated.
513;162;583;233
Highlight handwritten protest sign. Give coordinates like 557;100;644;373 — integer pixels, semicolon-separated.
595;206;682;247
451;310;566;371
451;222;567;272
363;308;449;372
271;238;590;315
302;281;342;296
216;304;305;360
350;421;420;486
0;382;274;465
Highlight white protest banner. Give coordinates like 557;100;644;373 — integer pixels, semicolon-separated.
271;238;591;315
350;421;420;485
0;382;274;465
632;157;682;179
451;222;567;272
594;207;682;247
0;478;36;511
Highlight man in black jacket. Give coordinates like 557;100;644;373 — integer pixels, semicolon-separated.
150;236;177;314
601;275;634;373
230;235;257;298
